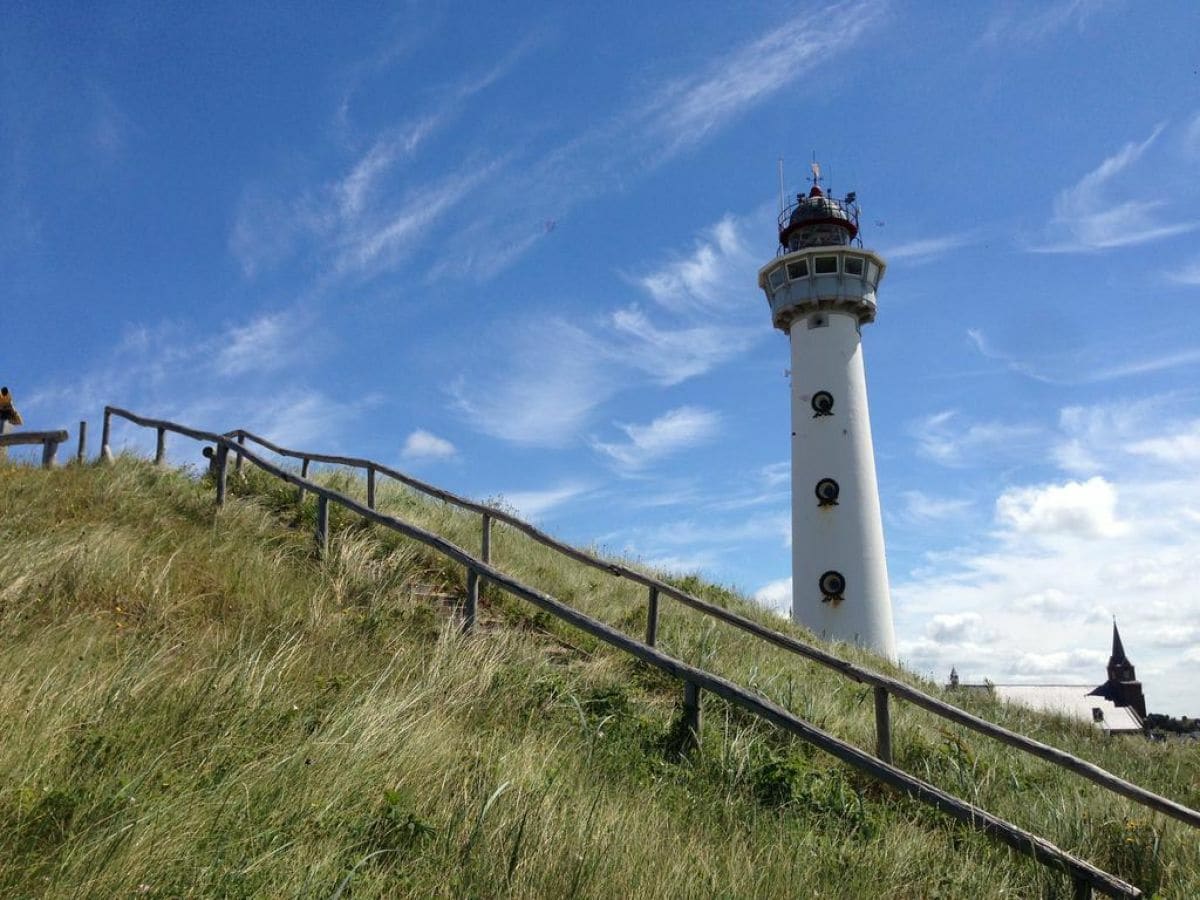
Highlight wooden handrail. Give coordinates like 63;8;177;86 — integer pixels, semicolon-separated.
216;421;1200;833
104;405;1142;898
0;429;70;468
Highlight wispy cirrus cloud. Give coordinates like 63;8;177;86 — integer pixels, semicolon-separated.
981;0;1118;46
1033;123;1197;253
967;327;1200;386
880;233;972;265
910;409;1042;467
1182;109;1200;161
610;307;758;386
641;2;885;159
1088;347;1200;382
966;328;1060;384
449;318;615;448
335;25;543;142
1169;255;1200;286
592;405;721;471
1053;401;1152;474
899;490;974;524
636;216;754;314
230;43;525;282
336;118;447;220
498;482;591;521
451;212;763;448
436;3;885;279
23;309;378;458
332;160;501;279
214;311;313;377
612;509;791;587
89;86;133;163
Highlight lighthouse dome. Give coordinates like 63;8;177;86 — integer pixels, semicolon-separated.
779;185;859;251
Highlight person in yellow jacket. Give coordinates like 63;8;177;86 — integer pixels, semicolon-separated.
0;386;24;428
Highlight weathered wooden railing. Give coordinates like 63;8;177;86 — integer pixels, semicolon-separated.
105;410;1200;900
197;420;1200;837
0;428;70;467
100;407;1160;897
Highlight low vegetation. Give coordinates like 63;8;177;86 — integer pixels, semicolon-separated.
1;456;1197;897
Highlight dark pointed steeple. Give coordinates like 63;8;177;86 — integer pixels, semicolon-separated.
1111;619;1126;658
1089;619;1146;721
1107;619;1136;683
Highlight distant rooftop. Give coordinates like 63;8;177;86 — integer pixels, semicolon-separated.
954;683;1143;733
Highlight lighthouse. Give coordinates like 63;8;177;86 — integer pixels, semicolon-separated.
757;163;896;659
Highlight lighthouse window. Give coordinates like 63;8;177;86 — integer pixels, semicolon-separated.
843;257;864;276
866;261;880;283
814;256;838;275
787;259;809;279
768;268;786;290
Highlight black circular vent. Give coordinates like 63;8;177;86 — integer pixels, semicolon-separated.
811;391;834;416
819;570;846;600
815;478;840;506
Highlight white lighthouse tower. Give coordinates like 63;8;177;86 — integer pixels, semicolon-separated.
757;163;896;659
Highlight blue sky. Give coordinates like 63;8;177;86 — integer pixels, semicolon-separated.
5;1;1200;714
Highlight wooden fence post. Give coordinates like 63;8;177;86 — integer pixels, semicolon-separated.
100;409;113;463
214;445;229;506
297;457;310;504
464;567;479;632
481;513;492;564
874;686;893;765
77;420;87;464
646;586;660;647
155;427;166;465
367;465;376;510
40;438;57;469
1073;875;1091;900
235;433;245;472
315;495;329;556
681;680;701;754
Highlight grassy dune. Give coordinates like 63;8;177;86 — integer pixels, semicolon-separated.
0;458;1196;897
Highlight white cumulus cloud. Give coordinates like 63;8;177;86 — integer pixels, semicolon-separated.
927;612;986;643
895;398;1200;715
995;476;1126;539
401;429;456;461
1128;422;1200;466
754;576;792;614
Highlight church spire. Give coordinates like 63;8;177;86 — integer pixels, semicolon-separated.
1107;619;1136;683
1110;619;1129;667
1090;619;1146;721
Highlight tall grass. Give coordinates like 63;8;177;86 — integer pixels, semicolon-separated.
0;457;1195;897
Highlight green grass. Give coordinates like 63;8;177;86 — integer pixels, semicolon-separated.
0;456;1196;898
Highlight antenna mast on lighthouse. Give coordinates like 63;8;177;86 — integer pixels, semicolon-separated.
756;159;895;659
777;157;786;214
